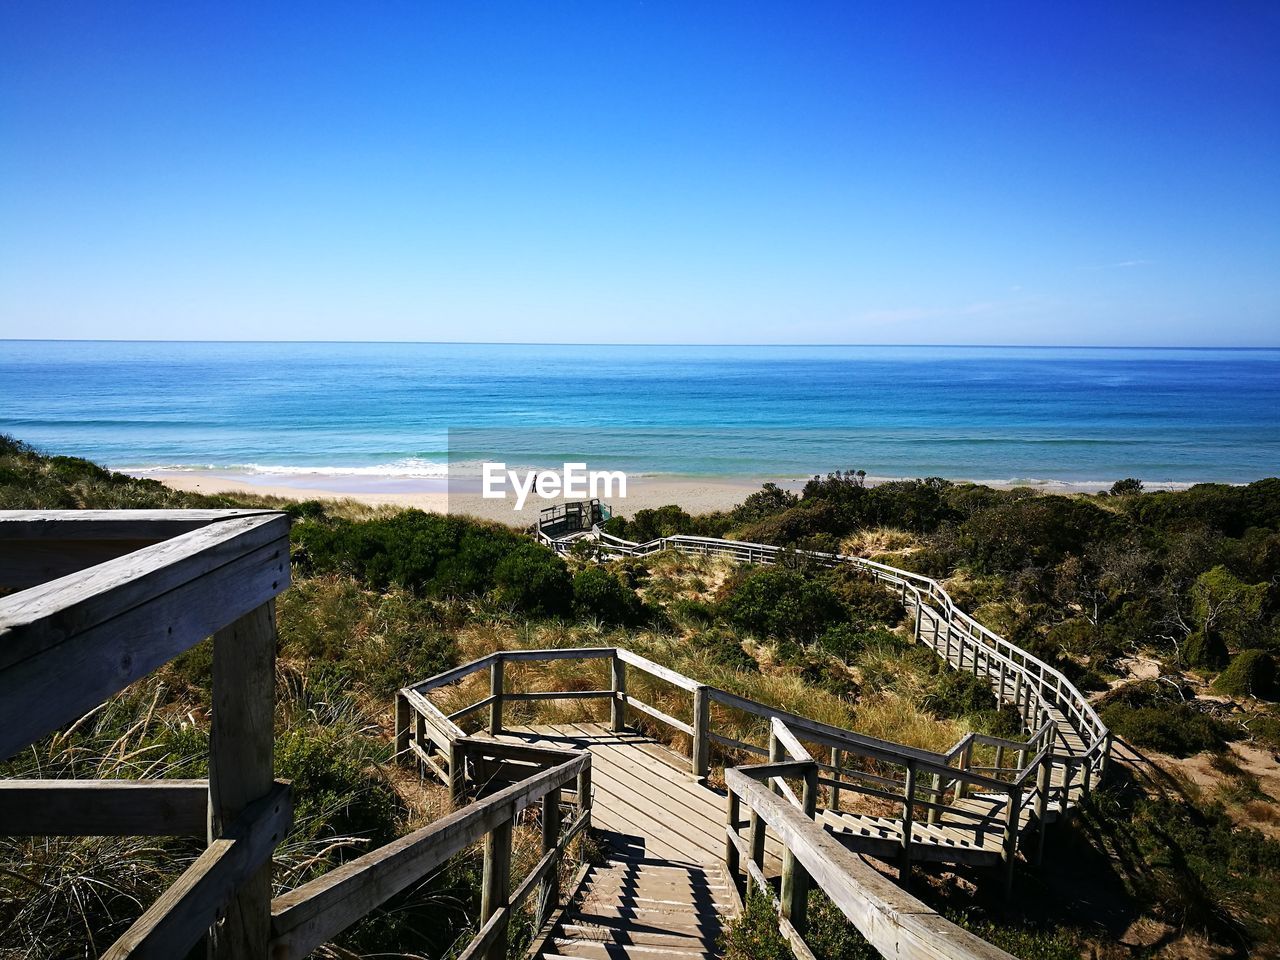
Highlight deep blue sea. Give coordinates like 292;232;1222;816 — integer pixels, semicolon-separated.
2;341;1278;486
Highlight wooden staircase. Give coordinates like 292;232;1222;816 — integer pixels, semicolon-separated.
535;856;733;960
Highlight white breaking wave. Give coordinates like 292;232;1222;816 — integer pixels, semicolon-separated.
128;457;449;479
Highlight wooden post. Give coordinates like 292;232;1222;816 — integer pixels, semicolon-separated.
209;600;276;959
1034;757;1051;866
610;653;626;733
1060;759;1077;826
488;656;504;737
538;788;562;928
481;818;513;960
1001;787;1021;899
995;744;1005;774
725;791;740;885
913;596;922;641
394;693;410;762
692;686;710;781
747;806;766;896
955;740;972;801
448;739;465;808
927;771;942;826
829;747;842;810
998;660;1007;703
782;764;817;934
899;761;916;889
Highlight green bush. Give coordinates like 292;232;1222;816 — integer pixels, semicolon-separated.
804;888;876;959
572;566;647;626
924;668;998;720
719;887;790;960
1214;650;1278;699
292;510;570;616
1101;702;1231;757
1185;629;1230;670
721;567;845;641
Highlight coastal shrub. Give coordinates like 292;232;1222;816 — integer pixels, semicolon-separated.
815;623;899;660
719;887;790;960
1214;650;1278;699
572;566;647;625
1111;477;1144;496
720;567;845;641
1185;629;1230;670
1100;702;1230;757
804;888;876;960
292;510;570;615
688;626;759;672
493;542;573;617
1192;565;1269;651
822;568;905;626
923;668;998;720
727;482;798;526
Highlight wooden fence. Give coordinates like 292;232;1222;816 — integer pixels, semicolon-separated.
0;510;592;960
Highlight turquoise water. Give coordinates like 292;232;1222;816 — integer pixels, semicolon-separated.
2;341;1278;485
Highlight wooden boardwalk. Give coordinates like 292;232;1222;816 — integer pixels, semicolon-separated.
498;724;752;960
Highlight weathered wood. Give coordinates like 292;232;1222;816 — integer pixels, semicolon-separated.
610;653;626;732
0;509;279;538
209;600;278;959
725;791;741;882
616;648;700;691
103;781;292;960
726;769;1017;960
0;779;208;836
539;788;562;927
781;762;817;934
394;693;410;760
900;761;917;887
480;816;512;960
692;685;710;779
625;694;694;736
0;538;159;590
488;656;504;736
0;530;289;761
268;754;587;960
0;513;288;671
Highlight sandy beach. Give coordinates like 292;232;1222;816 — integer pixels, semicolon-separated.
136;469;1192;527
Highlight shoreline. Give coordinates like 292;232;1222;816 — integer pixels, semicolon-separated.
135;468;1199;526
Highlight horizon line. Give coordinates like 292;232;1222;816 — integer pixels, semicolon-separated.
2;338;1279;351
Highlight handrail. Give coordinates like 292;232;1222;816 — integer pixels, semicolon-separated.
270;739;591;960
540;514;1108;796
725;765;1017;960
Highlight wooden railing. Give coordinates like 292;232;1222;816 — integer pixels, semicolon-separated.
400;647;1062;891
538;517;1111;804
269;739;591;960
400;650;1033;960
724;759;1016;960
1;510;596;960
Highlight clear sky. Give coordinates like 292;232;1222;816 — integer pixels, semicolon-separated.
1;2;1277;346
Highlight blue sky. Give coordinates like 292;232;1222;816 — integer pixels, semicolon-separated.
1;2;1277;345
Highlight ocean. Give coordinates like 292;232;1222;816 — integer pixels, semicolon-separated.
2;340;1278;488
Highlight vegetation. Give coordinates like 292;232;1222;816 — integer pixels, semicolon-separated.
4;434;1280;958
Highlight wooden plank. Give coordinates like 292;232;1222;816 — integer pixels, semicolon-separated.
268;754;587;960
0;533;290;761
103;781;292;960
0;509;278;540
0;513;289;671
0;779;208;836
0;539;159;590
625;696;694;737
616;649;699;692
209;600;277;959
